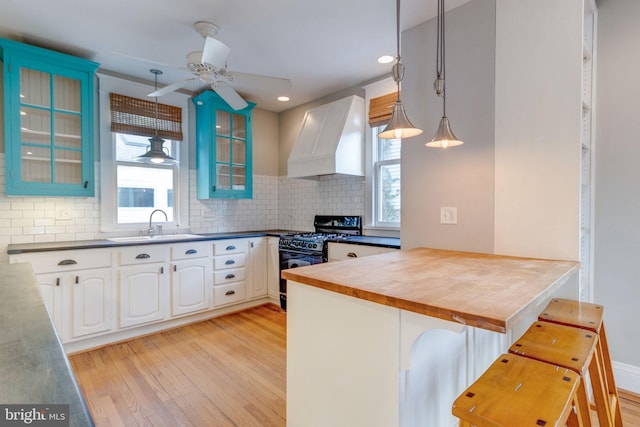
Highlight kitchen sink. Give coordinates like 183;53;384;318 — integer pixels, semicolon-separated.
107;234;203;243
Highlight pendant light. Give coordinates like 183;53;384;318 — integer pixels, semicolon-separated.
426;0;463;148
135;69;178;165
378;0;423;140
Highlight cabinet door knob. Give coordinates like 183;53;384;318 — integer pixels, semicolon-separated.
225;290;236;296
58;259;78;266
56;278;60;287
136;253;151;259
83;181;89;189
225;273;236;280
173;265;177;272
225;259;236;265
75;275;79;284
185;249;198;255
160;266;164;274
347;252;358;258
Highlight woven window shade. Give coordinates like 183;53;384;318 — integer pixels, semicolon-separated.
368;92;398;127
110;93;183;140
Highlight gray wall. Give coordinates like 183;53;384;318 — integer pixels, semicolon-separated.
401;0;495;253
594;0;640;367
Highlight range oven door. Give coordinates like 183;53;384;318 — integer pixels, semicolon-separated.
279;248;323;311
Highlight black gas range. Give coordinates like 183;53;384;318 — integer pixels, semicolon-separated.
278;215;362;310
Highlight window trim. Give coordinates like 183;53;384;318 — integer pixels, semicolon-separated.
363;77;401;237
98;73;190;234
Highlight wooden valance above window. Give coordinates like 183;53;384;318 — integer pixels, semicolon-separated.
110;93;183;141
368;92;398;128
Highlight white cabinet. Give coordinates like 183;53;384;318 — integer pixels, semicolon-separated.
267;237;280;299
212;239;248;307
170;242;212;317
118;245;170;328
71;268;113;339
328;242;398;262
9;249;113;342
247;238;268;299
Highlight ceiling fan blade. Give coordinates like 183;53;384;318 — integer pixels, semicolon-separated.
213;83;248;110
148;78;197;97
202;36;230;69
231;72;292;92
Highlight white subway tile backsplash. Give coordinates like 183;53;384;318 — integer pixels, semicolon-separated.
0;151;366;255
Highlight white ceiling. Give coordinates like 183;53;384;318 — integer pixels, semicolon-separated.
0;0;471;112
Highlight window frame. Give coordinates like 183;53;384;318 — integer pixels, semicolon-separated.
98;73;189;234
364;78;401;237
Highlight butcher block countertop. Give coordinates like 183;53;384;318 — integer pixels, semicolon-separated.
281;247;579;333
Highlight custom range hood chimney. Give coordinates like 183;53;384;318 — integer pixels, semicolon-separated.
287;95;364;178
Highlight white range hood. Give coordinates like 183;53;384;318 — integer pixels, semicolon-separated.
288;95;365;178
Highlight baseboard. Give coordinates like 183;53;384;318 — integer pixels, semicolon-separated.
613;360;640;394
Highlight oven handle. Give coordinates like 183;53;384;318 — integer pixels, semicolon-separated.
279;248;324;257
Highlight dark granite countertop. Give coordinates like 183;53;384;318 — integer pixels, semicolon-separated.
0;263;94;426
333;235;401;249
7;230;400;255
7;230;296;254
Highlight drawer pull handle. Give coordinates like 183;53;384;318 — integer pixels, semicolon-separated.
225;274;236;280
136;253;151;259
84;181;89;189
225;259;236;265
56;278;60;287
185;249;198;255
347;252;358;258
226;245;236;251
225;290;236;296
58;259;78;266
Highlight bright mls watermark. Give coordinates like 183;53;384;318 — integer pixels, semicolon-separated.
0;405;69;426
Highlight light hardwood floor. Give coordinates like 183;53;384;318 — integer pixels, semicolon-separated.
70;304;286;427
71;303;640;427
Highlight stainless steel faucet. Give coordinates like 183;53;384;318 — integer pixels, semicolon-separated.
148;209;168;236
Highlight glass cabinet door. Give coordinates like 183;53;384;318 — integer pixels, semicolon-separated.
193;90;255;199
1;37;98;197
20;68;83;186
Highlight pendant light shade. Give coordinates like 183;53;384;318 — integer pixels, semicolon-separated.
135;69;178;165
426;117;463;148
378;0;422;140
378;100;423;139
427;0;463;148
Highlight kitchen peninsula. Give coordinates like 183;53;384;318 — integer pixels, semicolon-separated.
282;248;580;427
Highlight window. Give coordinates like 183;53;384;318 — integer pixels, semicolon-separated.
98;74;189;233
373;129;401;225
114;133;176;224
364;78;401;233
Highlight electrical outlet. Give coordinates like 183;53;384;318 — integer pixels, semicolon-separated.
440;207;458;225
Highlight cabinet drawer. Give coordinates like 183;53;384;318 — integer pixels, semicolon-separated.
11;249;112;273
171;242;211;261
328;243;397;261
213;267;245;284
213;253;246;270
119;245;170;265
212;239;247;255
213;282;246;307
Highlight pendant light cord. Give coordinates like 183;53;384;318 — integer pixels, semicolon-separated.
435;0;446;116
394;0;402;102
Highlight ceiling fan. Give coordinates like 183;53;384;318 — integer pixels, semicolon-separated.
148;21;291;110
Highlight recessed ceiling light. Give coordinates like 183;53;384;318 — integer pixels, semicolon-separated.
378;55;394;64
277;96;290;102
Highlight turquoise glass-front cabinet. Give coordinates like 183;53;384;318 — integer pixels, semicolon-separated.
0;38;98;196
193;90;255;199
